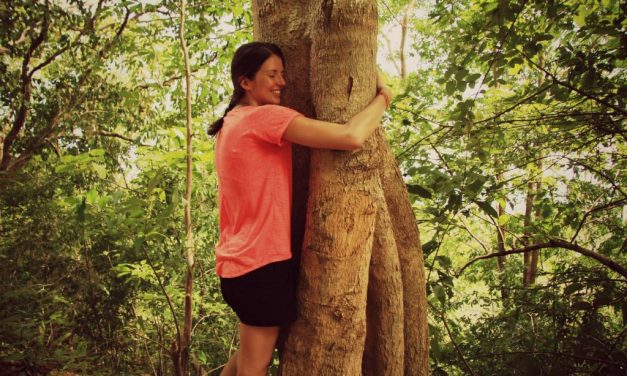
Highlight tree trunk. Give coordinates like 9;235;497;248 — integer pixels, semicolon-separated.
399;0;416;80
528;52;545;285
495;171;509;303
528;156;542;285
522;180;534;286
253;1;428;375
172;1;195;374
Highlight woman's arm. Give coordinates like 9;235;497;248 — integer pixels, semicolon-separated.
282;86;393;151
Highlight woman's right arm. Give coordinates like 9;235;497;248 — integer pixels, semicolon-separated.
282;86;393;151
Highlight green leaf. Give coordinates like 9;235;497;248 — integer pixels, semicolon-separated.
571;301;592;310
435;255;452;269
466;177;487;195
535;33;554;42
92;163;107;179
445;80;457;95
422;240;439;254
406;184;432;199
433;284;446;304
88;148;106;157
147;167;165;194
86;189;98;205
484;1;498;12
76;197;86;222
497;214;511;225
574;7;588;27
564;283;583;295
477;201;498;217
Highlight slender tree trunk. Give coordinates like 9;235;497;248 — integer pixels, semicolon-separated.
528;157;542;284
253;1;428;375
495;171;509;303
172;0;195;374
527;52;545;286
496;173;506;271
522;180;534;286
399;0;416;79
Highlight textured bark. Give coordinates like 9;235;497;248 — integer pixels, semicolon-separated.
378;134;429;376
363;201;404;376
528;159;542;285
254;1;428;375
523;180;534;286
399;0;416;79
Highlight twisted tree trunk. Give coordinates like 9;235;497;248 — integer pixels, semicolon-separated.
253;1;428;374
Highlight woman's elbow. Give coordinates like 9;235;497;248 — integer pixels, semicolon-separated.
338;126;366;150
344;134;366;150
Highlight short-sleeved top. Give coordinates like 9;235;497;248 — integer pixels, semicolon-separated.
214;104;302;277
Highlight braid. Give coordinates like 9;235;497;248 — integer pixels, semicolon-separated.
208;90;243;136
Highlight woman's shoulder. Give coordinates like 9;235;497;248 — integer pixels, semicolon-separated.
240;104;299;120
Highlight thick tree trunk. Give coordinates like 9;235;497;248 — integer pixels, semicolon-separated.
253;1;428;375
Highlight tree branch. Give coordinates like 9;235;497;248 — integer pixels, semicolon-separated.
457;239;627;279
429;302;477;376
1;1;50;171
2;7;133;177
473;84;552;125
473;0;529;101
29;0;106;78
516;48;627;116
571;198;627;242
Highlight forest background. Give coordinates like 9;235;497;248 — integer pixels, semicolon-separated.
0;0;625;375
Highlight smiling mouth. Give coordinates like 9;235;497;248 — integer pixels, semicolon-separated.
272;90;281;95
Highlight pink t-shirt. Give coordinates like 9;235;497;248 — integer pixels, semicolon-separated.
214;104;302;277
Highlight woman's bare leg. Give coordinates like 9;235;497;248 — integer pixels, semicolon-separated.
236;323;280;376
220;350;238;376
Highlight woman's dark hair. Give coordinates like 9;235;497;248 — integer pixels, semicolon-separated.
208;42;285;136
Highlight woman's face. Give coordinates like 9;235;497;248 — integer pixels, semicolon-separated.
240;54;286;106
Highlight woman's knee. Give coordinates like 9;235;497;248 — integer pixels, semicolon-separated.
236;324;279;376
236;356;272;376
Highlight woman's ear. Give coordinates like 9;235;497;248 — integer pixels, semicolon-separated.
239;76;252;91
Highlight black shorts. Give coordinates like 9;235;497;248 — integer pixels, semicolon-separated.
220;258;297;327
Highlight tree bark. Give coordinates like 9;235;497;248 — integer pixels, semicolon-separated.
399;0;416;79
172;1;195;374
523;180;534;285
253;1;429;375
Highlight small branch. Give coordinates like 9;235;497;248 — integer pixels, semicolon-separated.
456;216;490;254
395;117;452;160
29;0;106;77
134;54;217;90
457;239;627;279
1;1;50;171
473;0;529;101
561;155;625;197
473;84;552;125
96;130;148;146
129;328;172;354
470;350;625;367
141;245;181;350
516;48;627;116
571;198;627;242
429;302;477;376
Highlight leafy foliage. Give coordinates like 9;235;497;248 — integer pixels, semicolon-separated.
384;0;626;374
1;0;625;374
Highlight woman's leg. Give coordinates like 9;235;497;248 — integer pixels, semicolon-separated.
236;323;280;376
220;350;238;376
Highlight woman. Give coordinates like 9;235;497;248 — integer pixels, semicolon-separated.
210;41;392;376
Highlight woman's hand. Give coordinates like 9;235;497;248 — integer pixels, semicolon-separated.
376;71;393;108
